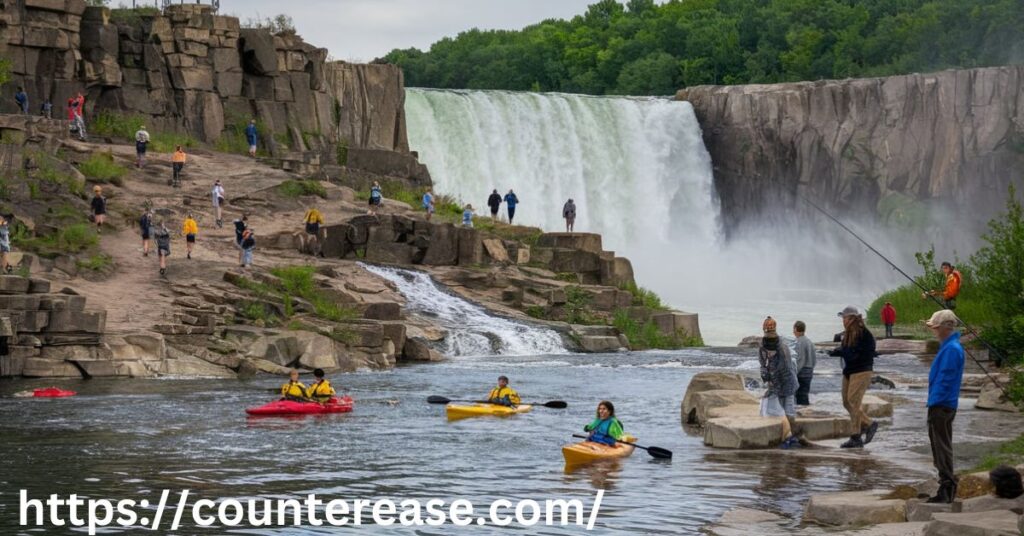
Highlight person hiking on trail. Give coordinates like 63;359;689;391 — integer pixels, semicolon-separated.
211;180;225;228
924;262;962;310
90;185;107;234
240;228;256;269
303;206;324;257
14;87;28;114
793;320;816;406
155;222;171;276
367;181;383;216
486;376;520;407
233;214;248;265
135;125;150;168
0;215;12;274
462;204;474;227
504;189;519;224
881;302;896;338
182;213;198;260
923;309;965;504
829;306;878;449
422;187;435;221
759;317;803;449
72;93;86;141
562;198;576;232
245;119;258;157
487;189;502;220
39;100;52;119
139;209;153;257
171;145;187;187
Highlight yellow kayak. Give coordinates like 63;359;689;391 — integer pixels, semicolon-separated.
562;435;637;466
446;403;533;421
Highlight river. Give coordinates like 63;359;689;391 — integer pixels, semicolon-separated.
3;348;1018;534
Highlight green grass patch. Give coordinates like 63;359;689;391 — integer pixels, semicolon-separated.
555;272;579;283
564;286;600;325
91;111;198;153
109;6;158;26
525;305;548;320
620;281;670;311
241;301;279;326
32;154;85;196
15;223;99;258
866;281;996;328
971;433;1024;472
269;265;358;323
612;309;703;350
278;179;327;199
78;152;126;185
76;253;113;272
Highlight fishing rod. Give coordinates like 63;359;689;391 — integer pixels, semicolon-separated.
799;194;1011;398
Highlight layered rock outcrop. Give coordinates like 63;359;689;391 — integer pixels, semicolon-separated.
677;66;1024;233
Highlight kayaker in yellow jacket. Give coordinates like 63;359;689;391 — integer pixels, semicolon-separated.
280;369;307;401
584;400;624;446
487;375;521;407
306;368;336;403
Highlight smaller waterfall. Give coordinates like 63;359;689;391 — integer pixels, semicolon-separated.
361;264;567;357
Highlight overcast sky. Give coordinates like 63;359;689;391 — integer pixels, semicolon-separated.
218;0;597;62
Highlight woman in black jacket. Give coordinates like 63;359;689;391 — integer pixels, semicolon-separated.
830;306;878;449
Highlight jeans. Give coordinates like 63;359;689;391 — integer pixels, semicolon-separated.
172;163;183;184
885;323;893;338
795;367;814;405
927;406;957;486
842;371;873;434
508;207;516;223
242;248;253;266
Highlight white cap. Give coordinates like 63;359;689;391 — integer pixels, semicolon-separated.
924;309;959;328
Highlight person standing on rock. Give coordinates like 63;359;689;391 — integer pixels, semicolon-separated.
793;321;816;406
303;206;325;257
182;213;198;260
72;93;86;141
155;222;171;276
924;262;962;310
0;215;12;274
881;302;896;338
139;209;153;257
14;87;28;115
422;187;435;221
171;145;187;188
462;204;475;227
90;185;107;234
759;317;802;448
504;189;519;224
562;198;576;232
212;180;225;228
245;119;258;157
487;189;502;220
233;214;248;265
924;309;965;504
135;125;150;168
240;228;256;269
39;99;52;119
368;181;383;216
829;306;878;449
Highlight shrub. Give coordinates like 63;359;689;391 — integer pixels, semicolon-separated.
612;309;702;350
278;179;327;199
620;281;669;310
77;253;113;272
78;152;126;185
525;305;548;319
564;286;600;325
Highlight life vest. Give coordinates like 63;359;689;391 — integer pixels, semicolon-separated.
280;380;307;400
306;379;335;402
944;270;962;300
587;417;623;446
487;386;521;406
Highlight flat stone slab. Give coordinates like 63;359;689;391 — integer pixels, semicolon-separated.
907;500;954;522
704;416;789;449
690;389;759;425
924;510;1020;536
804;490;907;527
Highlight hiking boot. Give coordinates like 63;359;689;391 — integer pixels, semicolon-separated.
780;436;801;450
159;268;165;276
187;252;191;259
926;482;956;504
863;421;879;445
839;435;864;449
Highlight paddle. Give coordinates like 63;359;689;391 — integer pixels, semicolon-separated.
572;434;673;460
427;395;567;409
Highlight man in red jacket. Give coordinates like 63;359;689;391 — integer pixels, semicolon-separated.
880;302;896;338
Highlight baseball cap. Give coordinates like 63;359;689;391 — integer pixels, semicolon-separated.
924;310;959;328
837;305;860;317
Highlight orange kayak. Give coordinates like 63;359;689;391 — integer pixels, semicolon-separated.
562;435;636;466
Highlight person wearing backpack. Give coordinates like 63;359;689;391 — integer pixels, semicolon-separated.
240;229;256;269
155;222;171;276
139;209;153;257
487;189;502;220
135;125;150;168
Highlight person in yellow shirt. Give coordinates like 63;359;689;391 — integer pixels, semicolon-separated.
182;213;198;260
280;369;307;401
303;207;325;257
306;368;336;403
487;375;521;407
171;145;187;188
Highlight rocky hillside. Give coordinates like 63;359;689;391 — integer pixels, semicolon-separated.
678;65;1024;234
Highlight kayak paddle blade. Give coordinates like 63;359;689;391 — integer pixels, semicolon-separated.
427;395;451;404
543;401;568;409
646;446;673;459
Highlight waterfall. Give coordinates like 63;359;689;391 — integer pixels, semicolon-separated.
360;264;567;357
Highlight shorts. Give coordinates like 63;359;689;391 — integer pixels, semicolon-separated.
136;141;147;154
490;208;499;215
158;247;170;257
424;205;435;214
249;144;257;151
369;197;381;206
141;230;150;240
186;234;196;243
215;196;225;208
305;222;320;235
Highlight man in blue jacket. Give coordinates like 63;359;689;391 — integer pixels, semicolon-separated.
924;309;965;504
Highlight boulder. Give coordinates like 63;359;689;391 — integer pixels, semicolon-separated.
28;278;51;294
0;276;31;294
365;242;417;265
924;510;1021;536
363;302;402;321
482;238;510;263
681;372;747;423
703;416;790;449
536;233;603;254
804;490;907;527
862;394;895;418
159;355;235;377
578;335;624;353
422;224;460;265
293;331;338;371
960;494;1024;513
976;382;1019;413
403;337;442;361
651;311;702;342
0;295;41;310
381;322;407;354
600;256;635;287
794;414;853;440
457;227;484;265
688;389;760;425
906;500;954;522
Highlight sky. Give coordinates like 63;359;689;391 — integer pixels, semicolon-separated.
219;0;598;62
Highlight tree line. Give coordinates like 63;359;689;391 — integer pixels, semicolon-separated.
383;0;1024;95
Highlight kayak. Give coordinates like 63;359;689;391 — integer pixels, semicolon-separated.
33;387;76;398
245;396;354;416
562;435;637;466
446;403;533;420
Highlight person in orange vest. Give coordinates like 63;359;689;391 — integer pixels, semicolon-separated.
171;145;187;188
924;262;962;310
880;302;896;338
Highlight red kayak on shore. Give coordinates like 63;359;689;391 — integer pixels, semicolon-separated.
33;387;77;398
245;396;354;416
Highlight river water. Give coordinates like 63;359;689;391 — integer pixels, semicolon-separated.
3;349;1018;534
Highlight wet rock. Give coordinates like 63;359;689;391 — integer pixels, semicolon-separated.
650;311;702;342
402;337;441;361
21;357;83;377
738;335;761;348
924;510;1021;536
804;490;907;527
976;382;1020;413
159;355;235;377
578;335;625;353
794;414;853;440
703;416;790;449
681;372;747;423
906;500;954;522
688;390;759;425
862;394;894;418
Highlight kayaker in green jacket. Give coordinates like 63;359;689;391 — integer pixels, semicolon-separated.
584;400;624;446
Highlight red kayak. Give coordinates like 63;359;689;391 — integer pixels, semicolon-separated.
33;387;76;398
245;396;354;416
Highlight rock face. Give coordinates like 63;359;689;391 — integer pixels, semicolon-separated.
976;382;1020;413
677;66;1024;234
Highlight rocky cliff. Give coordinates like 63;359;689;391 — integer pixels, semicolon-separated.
0;1;425;182
677;66;1024;233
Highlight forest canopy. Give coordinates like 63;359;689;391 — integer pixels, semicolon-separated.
383;0;1024;95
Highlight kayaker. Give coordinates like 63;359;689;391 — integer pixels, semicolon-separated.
486;375;520;407
305;368;336;403
584;401;624;446
280;369;308;402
